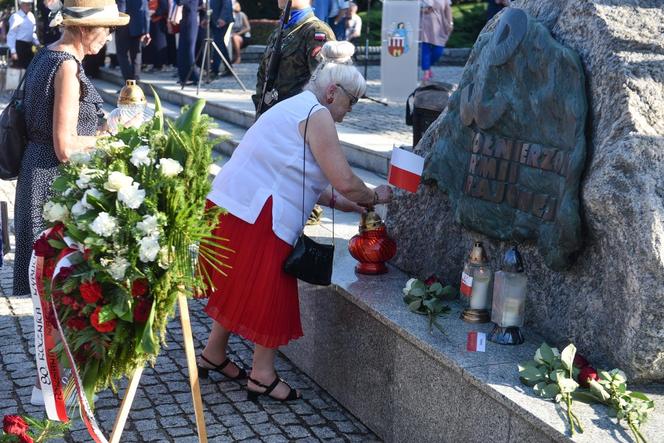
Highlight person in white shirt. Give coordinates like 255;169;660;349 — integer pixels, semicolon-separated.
7;0;41;68
345;1;361;44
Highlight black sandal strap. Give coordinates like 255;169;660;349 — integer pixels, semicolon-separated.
200;355;231;371
248;376;282;396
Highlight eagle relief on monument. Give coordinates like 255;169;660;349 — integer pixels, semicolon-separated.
424;8;588;271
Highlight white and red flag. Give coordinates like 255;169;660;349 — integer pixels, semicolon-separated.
388;147;425;193
466;331;487;352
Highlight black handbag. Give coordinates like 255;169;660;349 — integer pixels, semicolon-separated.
0;71;28;180
283;105;335;286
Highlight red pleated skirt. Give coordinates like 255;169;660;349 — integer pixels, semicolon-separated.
200;197;303;348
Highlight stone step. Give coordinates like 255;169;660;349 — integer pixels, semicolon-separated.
96;68;393;177
284;222;664;442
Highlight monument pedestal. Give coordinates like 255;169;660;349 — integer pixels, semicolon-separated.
283;232;664;442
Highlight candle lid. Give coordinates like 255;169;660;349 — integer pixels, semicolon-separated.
468;241;488;265
501;245;524;273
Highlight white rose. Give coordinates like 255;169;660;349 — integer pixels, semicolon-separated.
158;158;183;177
104;171;134;192
71;200;88;217
75;167;98;189
107;256;129;280
90;212;118;237
109;140;126;149
43;202;69;223
117;183;146;209
130;145;153;167
69;152;91;165
138;236;160;262
136;214;159;236
403;278;418;295
82;188;103;209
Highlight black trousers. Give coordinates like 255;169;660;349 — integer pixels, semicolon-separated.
115;26;142;81
14;40;34;69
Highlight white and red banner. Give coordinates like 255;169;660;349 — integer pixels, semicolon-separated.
29;229;109;443
388;147;425;193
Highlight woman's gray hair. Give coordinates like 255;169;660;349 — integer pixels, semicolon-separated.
304;41;366;100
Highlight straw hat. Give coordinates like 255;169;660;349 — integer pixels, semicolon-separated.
58;0;129;27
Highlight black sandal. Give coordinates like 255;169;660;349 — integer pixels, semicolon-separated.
246;375;301;402
196;354;248;380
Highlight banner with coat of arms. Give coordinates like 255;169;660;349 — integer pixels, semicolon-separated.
381;0;420;101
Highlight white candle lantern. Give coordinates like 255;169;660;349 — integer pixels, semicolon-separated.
460;241;493;323
488;245;527;345
106;80;153;134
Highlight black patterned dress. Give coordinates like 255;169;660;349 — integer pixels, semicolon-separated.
13;48;103;295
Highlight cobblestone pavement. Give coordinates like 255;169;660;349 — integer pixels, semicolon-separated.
0;174;380;440
120;62;464;147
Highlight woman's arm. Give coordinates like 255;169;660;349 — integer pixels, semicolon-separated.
238;12;250;35
303;109;391;206
52;59;98;162
318;186;365;213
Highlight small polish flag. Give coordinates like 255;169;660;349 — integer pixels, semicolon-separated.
466;331;487;352
388;147;425;193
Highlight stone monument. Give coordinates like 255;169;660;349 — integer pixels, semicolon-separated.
387;0;664;382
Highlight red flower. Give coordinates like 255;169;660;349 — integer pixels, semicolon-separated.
57;266;74;280
3;415;29;435
131;279;149;298
83;248;92;261
133;298;152;323
66;317;88;331
60;296;75;307
19;433;34;443
90;306;117;333
80;281;103;304
46;223;65;241
424;275;439;286
573;354;589;369
33;236;56;258
578;366;599;388
43;260;56;279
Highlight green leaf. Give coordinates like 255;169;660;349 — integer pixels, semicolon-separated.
98;304;117;323
52;176;70;193
409;287;425;298
550;369;566;383
47;239;67;249
535;343;555;365
588;379;611;402
82;359;100;407
518;365;544;386
534;382;560;399
560;344;576;371
137;302;157;354
572;391;602;404
629;391;652;403
428;282;443;295
408;299;423;312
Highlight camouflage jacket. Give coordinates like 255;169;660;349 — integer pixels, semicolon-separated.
252;10;335;114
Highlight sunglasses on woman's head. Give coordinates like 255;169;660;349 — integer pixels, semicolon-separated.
335;84;359;106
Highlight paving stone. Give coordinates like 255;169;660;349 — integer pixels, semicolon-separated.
220;413;246;428
261;435;291;443
302;415;326;426
283;425;311;439
166;426;195;437
157;403;183;416
272;412;299;425
234;400;260;413
228;424;255;440
311;426;337;439
321;410;348;421
243;411;268;425
252;423;282;436
333;420;358;433
159;414;190;428
134;419;160;432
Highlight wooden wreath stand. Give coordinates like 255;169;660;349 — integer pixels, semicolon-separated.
108;293;208;443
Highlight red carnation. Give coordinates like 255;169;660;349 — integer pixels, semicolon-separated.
90;306;117;333
33;236;56;258
133;298;152;323
3;415;29;435
424;275;439;286
83;248;92;261
573;354;589;369
60;296;75;307
19;433;34;443
578;366;599;388
131;279;150;298
66;317;88;331
80;281;103;304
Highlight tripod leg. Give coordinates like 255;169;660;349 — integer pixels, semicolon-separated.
210;42;247;91
182;43;206;90
197;39;210;95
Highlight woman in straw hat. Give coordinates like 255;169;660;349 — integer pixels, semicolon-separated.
13;0;128;318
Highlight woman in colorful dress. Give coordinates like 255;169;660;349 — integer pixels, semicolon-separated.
198;41;393;402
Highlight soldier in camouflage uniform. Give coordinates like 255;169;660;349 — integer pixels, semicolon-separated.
252;0;336;115
253;0;336;224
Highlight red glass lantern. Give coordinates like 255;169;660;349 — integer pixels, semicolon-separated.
348;210;397;274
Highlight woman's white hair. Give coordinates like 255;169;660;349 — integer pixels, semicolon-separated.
304;41;366;100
